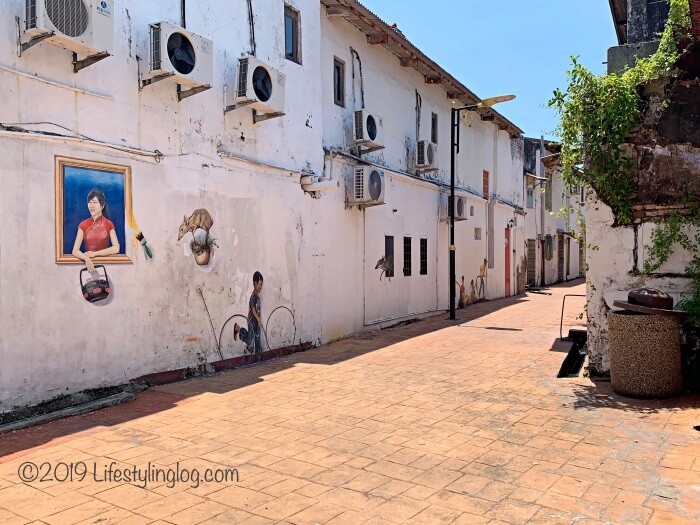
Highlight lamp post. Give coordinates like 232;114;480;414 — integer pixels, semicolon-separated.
449;94;515;320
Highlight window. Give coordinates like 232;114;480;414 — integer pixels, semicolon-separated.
544;234;554;260
470;205;474;217
403;237;411;276
431;113;438;144
420;238;428;275
333;57;344;107
526;188;534;209
483;170;489;198
545;172;552;212
284;5;301;63
474;228;482;241
384;235;394;278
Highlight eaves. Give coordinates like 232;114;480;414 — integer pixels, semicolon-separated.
320;0;523;138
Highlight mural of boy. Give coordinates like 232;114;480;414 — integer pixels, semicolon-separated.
234;271;264;356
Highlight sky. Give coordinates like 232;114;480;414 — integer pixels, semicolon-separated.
358;0;619;140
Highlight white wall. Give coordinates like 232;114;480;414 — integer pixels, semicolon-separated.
0;0;525;409
586;192;692;373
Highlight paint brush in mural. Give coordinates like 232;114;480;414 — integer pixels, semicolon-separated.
136;232;153;259
125;188;153;259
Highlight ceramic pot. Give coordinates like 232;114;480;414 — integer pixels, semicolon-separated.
193;247;211;265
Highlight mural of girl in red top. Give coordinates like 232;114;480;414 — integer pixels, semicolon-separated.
72;189;120;272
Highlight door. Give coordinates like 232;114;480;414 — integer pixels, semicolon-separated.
505;228;511;297
527;239;536;286
557;233;565;282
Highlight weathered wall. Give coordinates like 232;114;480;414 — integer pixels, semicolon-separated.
586;191;693;373
0;0;525;409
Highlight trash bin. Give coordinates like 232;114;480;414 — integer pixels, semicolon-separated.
607;311;683;398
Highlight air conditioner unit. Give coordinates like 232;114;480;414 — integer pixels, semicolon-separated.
146;22;213;89
231;55;286;114
353;109;384;149
348;166;385;206
416;140;437;170
24;0;114;57
440;194;468;222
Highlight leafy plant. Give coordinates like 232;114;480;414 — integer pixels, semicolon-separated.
191;236;218;256
548;0;691;225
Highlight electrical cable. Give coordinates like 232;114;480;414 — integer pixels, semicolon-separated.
0;121;163;161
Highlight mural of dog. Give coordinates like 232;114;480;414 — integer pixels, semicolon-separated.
375;255;393;281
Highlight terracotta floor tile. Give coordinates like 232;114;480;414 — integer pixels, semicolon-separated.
548;475;592;499
374;495;430;523
286;502;345;525
485;499;540;524
403;504;462;524
249;492;316;521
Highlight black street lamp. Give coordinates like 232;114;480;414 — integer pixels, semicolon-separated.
449;94;515;320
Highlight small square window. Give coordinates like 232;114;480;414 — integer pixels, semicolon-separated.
333;57;345;107
526;188;534;209
474;228;482;241
420;238;428;275
431;113;438;144
284;5;301;64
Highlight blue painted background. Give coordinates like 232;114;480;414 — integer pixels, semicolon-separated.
62;166;126;255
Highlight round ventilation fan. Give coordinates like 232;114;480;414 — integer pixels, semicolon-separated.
427;143;435;165
366;115;378;141
167;32;196;75
456;197;464;217
252;66;273;102
368;170;383;200
46;0;90;37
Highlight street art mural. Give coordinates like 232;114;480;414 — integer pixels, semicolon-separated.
457;259;488;308
56;157;131;267
178;208;216;266
234;271;264;358
375;255;393;281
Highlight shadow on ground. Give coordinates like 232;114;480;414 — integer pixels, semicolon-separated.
569;379;700;415
0;293;531;459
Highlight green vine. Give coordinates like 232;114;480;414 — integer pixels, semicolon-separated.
548;0;691;225
644;202;700;323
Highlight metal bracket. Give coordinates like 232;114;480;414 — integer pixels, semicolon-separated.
252;110;285;124
177;84;211;101
416;166;439;174
355;144;386;155
16;16;54;57
72;51;110;73
224;99;255;114
139;72;175;91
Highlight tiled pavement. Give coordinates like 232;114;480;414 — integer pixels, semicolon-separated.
1;280;699;525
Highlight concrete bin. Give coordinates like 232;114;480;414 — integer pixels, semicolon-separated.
608;311;683;398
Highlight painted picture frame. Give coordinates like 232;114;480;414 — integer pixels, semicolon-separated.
55;156;132;265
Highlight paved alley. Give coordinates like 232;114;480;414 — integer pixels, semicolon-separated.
1;281;699;525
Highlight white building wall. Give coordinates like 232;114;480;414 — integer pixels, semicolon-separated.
0;0;325;409
0;0;525;409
